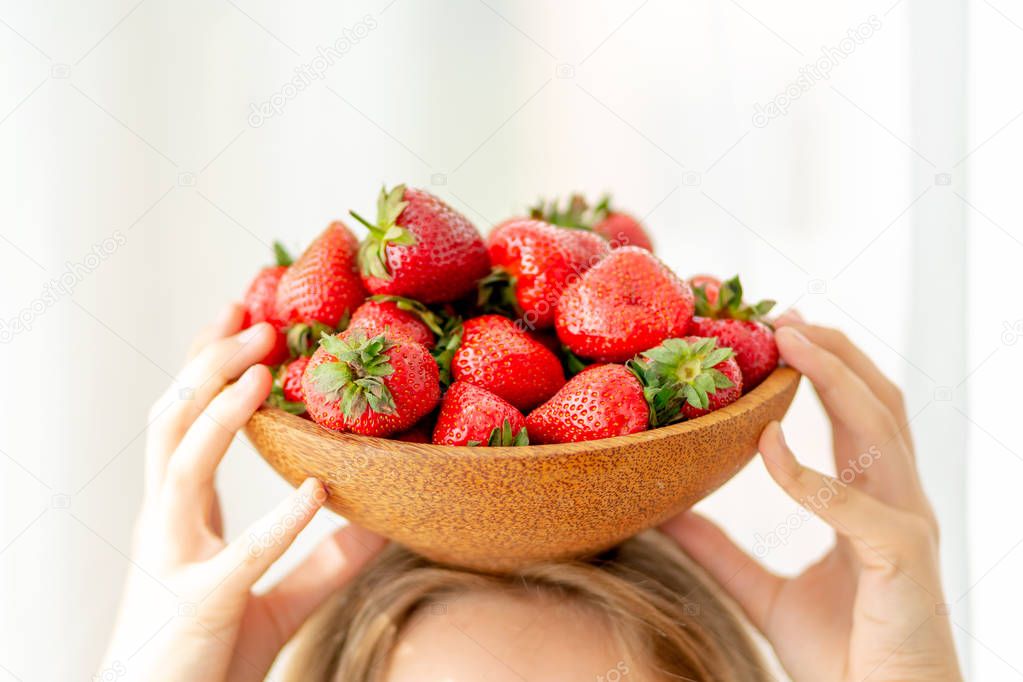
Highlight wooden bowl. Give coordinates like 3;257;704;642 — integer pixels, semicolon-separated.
245;367;800;572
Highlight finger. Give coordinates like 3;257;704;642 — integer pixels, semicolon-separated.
208;478;327;594
772;307;804;327
145;323;275;494
661;511;783;634
776;326;899;440
209;490;224;538
759;422;937;574
777;322;907;429
254;524;386;645
163;365;272;533
187;303;246;361
774;327;923;509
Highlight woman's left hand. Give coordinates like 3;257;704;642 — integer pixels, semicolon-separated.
99;304;385;681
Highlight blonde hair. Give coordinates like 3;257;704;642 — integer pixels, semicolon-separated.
284;531;769;681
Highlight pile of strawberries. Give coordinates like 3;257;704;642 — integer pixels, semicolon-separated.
240;185;779;446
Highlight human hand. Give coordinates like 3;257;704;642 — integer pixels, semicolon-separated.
99;303;385;682
662;316;962;681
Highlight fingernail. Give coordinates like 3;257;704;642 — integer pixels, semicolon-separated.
775;309;804;325
238;365;264;388
238;323;267;343
299;477;327;505
778;326;810;345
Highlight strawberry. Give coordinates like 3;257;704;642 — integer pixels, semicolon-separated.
267;355;309;414
432;381;528;446
481;219;609;329
526;364;649;444
241;242;292;365
528;337;741;444
279;355;309;402
690;318;777;391
689;274;721;307
302;332;440;437
688;275;778;390
593;209;651;251
555;246;694;363
450;315;565;412
346;296;443;348
531;194;653;251
274;222;366;332
352;185;490;303
629;337;742;420
692;274;774;321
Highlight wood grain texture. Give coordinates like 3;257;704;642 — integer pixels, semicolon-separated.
245;367;800;572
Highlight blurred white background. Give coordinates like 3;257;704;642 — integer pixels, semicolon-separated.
1;0;1020;679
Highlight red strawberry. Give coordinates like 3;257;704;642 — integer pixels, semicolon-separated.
688;275;777;390
683;355;741;419
593;209;651;251
629;336;742;420
274;222;366;331
280;355;309;402
353;185;490;303
482;219;610;329
689;274;721;307
527;337;741;444
302;332;440;437
571;229;613;265
267;355;309;414
690;318;777;391
531;194;653;251
242;265;286;328
693;274;774;321
432;381;528;446
451;315;565;412
347;296;442;348
555;247;694;363
241;242;293;365
526;364;649;444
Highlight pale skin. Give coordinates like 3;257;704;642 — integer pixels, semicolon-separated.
100;305;962;681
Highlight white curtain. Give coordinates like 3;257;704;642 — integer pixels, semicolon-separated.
1;1;1017;678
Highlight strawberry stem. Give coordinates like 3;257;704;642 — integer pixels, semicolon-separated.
310;333;397;418
353;185;417;281
368;294;446;336
627;337;736;427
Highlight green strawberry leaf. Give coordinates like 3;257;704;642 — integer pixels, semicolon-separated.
311;332;398;419
286;319;341;358
482;419;530;446
529;194;603;231
353;184;417;281
266;377;305;415
559;345;590;377
431;317;464;388
697;274;776;322
368;294;447;337
272;241;293;267
476;266;522;318
630;336;739;424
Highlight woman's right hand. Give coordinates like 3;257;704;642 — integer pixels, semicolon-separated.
662;318;963;681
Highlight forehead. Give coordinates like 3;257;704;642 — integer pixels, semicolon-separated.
383;587;635;682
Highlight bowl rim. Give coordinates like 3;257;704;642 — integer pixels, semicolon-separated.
250;366;799;461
